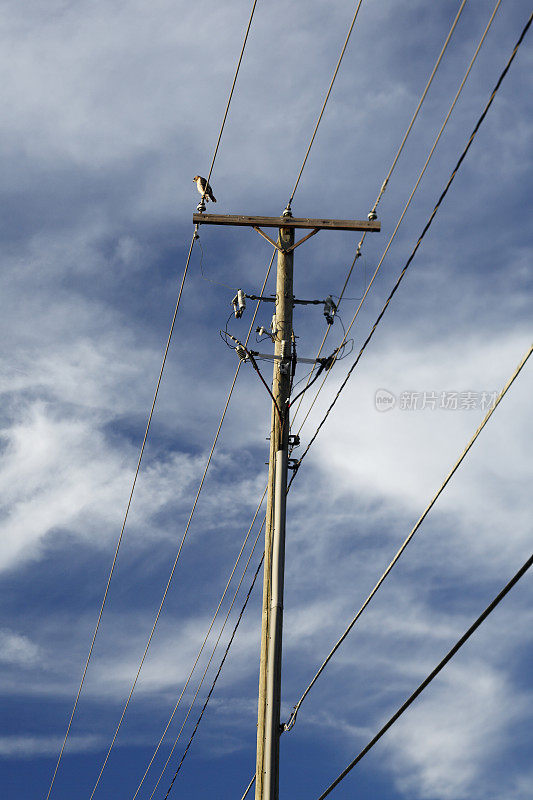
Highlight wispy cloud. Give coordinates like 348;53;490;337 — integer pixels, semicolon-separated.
1;2;531;799
0;735;101;759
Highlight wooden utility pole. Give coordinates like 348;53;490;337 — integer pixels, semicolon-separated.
254;211;294;800
193;207;379;800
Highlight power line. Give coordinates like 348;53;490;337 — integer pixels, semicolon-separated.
236;5;524;795
315;551;533;800
291;0;502;437
233;7;524;795
294;8;532;473
161;553;266;800
147;524;265;800
130;488;267;800
240;774;256;800
46;4;262;794
367;0;469;220
44;230;197;800
148;535;265;800
284;342;533;731
290;0;472;427
205;0;258;190
287;0;365;208
238;340;532;799
86;252;276;800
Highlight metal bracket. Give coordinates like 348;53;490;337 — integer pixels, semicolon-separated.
253;226;282;252
252;226;320;254
285;228;319;253
249;351;321;365
288;434;300;448
287;458;300;472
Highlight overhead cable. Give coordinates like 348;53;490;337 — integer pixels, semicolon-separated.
147;533;265;800
161;553;266;800
367;0;469;219
223;5;517;795
205;0;258;190
238;340;532;800
291;0;487;429
316;551;533;799
295;9;533;472
285;342;533;731
46;4;262;795
86;251;276;800
44;230;197;800
287;0;366;208
239;775;256;800
130;488;267;800
231;6;524;795
294;0;502;437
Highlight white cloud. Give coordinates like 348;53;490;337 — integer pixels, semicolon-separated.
0;3;531;798
309;332;532;568
0;734;101;758
385;662;532;800
0;396;208;571
0;630;41;666
0;401;130;570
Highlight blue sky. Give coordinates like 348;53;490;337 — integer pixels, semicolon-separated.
1;1;532;799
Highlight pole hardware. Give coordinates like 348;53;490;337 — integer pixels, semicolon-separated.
233;290;341;325
232;289;247;318
256;325;276;342
288;434;300;448
323;295;337;325
247;351;327;365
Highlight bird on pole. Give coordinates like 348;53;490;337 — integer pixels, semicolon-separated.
193;175;216;203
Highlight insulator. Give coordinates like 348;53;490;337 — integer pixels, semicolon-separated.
323;295;337;325
232;289;246;318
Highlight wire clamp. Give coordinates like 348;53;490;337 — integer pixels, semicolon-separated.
287;458;300;472
282;706;298;731
288;434;300;448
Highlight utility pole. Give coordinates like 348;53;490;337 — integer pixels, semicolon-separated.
192;207;379;800
255;211;293;800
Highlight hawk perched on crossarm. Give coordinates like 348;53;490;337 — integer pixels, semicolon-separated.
193;175;216;203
